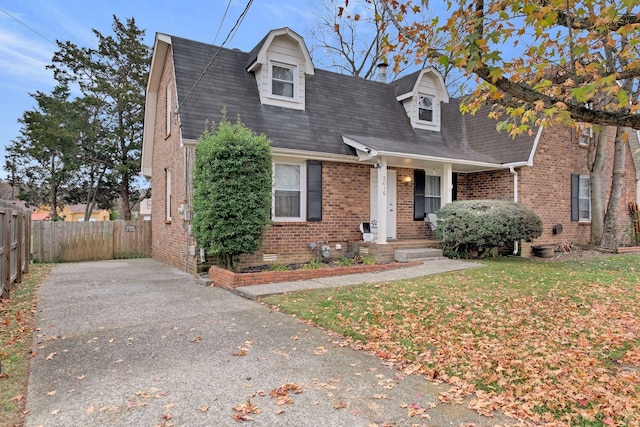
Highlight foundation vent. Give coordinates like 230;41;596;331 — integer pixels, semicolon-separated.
263;254;278;262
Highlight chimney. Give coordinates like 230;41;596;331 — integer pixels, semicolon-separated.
377;62;388;83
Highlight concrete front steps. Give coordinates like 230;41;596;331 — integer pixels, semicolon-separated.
394;247;444;263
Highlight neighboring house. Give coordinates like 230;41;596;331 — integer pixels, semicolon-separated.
141;28;639;274
32;204;111;222
139;198;152;221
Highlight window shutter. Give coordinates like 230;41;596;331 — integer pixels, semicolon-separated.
571;173;579;222
414;169;426;220
307;161;322;221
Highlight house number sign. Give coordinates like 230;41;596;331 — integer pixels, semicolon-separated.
126;225;136;232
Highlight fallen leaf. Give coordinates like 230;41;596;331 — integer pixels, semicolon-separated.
232;349;247;357
199;406;209;412
86;406;95;414
77;374;86;379
46;390;56;396
46;352;57;360
232;399;261;422
333;401;349;409
51;408;61;415
10;394;23;401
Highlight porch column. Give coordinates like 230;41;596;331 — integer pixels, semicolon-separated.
442;163;453;205
376;158;388;244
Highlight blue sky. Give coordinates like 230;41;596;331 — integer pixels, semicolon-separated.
0;0;322;180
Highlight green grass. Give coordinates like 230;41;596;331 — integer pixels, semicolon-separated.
264;255;640;425
0;264;55;427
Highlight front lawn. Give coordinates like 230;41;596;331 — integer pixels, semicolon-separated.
264;255;640;426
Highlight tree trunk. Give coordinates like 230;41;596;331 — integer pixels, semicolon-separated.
121;176;131;220
589;130;607;245
600;127;627;249
49;155;60;221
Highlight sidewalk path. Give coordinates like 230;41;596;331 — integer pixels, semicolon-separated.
26;258;506;427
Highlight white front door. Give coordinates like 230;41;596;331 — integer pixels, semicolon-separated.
370;169;397;239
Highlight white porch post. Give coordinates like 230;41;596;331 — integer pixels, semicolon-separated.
442;163;453;205
376;158;388;244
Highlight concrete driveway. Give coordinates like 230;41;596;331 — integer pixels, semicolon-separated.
26;259;504;426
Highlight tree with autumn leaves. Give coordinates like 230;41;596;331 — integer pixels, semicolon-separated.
343;0;639;247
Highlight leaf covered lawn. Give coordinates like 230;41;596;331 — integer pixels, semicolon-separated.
264;255;640;426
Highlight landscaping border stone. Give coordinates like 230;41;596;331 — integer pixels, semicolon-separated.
209;261;423;290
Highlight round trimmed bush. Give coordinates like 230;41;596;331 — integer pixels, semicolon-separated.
436;200;542;258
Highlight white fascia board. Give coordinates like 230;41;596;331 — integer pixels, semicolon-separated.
341;136;379;160
375;149;504;169
141;34;172;178
182;138;198;147
396;92;413;102
271;147;362;164
249;28;314;75
526;126;544;167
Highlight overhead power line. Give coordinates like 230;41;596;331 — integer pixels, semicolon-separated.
179;0;255;112
0;7;57;47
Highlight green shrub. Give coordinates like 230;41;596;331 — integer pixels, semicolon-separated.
359;254;376;265
267;263;289;271
337;257;355;267
303;259;323;269
437;200;542;259
191;117;272;270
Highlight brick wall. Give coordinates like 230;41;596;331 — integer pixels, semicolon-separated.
239;164;429;268
457;126;637;246
150;47;200;274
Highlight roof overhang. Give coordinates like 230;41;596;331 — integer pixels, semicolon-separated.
141;33;173;178
396;67;450;103
342;135;511;173
246;28;314;75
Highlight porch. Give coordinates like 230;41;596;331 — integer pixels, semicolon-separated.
356;238;442;264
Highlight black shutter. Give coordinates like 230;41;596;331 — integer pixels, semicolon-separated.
571;173;579;222
414;169;426;220
307;161;322;221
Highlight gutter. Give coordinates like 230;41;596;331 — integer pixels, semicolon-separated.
510;166;519;255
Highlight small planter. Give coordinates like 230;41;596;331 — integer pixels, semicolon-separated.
532;244;555;258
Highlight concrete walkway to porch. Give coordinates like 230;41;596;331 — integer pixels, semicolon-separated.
231;258;481;300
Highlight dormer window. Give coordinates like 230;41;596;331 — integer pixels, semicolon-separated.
418;95;433;122
271;62;296;98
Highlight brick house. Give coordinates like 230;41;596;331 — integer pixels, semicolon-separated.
141;28;639;274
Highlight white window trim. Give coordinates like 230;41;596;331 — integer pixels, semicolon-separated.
268;61;298;101
417;94;435;124
425;175;441;212
578;174;591;222
166;81;173;137
272;160;306;222
166;169;172;222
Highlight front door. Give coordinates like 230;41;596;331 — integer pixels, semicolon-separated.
370;169;397;239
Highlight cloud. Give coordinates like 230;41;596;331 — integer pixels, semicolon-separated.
38;2;97;47
0;26;56;88
261;1;316;26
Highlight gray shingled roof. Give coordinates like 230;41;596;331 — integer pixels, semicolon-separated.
392;71;420;98
170;35;536;165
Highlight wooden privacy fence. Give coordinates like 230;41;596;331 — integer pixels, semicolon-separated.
32;220;151;263
0;200;31;299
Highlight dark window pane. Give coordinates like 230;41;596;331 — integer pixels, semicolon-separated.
272;81;294;97
275;190;300;217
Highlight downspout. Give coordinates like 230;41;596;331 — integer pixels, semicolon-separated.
510;166;519;255
184;145;189;273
